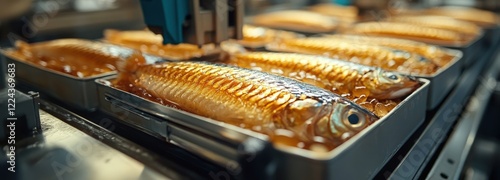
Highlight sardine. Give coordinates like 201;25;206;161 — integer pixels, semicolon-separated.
225;52;419;117
11;39;124;77
104;29;218;60
267;37;439;75
423;7;498;27
388;16;480;36
347;22;466;43
115;59;378;151
324;34;456;67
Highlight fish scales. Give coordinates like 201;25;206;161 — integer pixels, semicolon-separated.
226;52;419;116
325;34;456;67
350;22;463;41
117;61;378;150
388;16;480;36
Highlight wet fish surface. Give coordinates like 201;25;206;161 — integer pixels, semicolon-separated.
225;52;420;116
267;37;439;75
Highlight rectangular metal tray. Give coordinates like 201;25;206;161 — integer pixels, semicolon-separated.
96;75;430;179
0;42;163;111
484;25;500;47
444;33;484;68
417;49;463;110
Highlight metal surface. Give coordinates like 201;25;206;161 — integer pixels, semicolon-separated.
0;42;162;111
382;37;498;180
416;49;463;110
445;32;484;68
484;26;500;47
96;74;429;179
0;90;41;144
2;109;170;180
427;46;500;180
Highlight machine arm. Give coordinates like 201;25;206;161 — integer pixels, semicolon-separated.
139;0;243;46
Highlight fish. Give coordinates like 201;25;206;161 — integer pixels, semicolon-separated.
423;6;499;27
103;29;218;60
387;15;480;36
224;52;420;117
323;34;456;67
114;58;378;151
267;37;439;75
347;22;467;44
10;39;125;77
238;25;303;48
251;10;339;33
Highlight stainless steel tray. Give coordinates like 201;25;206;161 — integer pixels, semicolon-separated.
0;42;163;111
444;32;484;68
484;25;500;47
416;49;463;110
95;75;430;179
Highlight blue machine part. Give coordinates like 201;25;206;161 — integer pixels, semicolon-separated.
332;0;352;6
139;0;189;44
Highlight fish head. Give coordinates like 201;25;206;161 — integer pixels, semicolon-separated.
282;97;378;141
364;69;420;99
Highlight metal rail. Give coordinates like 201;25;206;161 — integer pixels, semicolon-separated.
380;42;499;180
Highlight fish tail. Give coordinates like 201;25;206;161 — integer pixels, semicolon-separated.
117;51;147;74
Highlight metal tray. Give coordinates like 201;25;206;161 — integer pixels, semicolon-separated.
484;25;500;47
443;33;484;68
417;49;463;110
0;42;162;111
96;75;430;179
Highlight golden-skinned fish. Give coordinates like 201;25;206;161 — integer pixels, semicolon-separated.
267;38;439;75
387;15;481;36
225;52;419;117
252;10;338;33
346;22;469;45
9;39;124;77
114;59;378;151
324;34;456;67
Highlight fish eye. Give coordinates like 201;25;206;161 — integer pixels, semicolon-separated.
348;114;359;124
343;110;366;130
385;73;399;81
